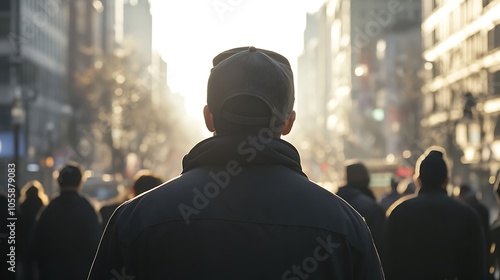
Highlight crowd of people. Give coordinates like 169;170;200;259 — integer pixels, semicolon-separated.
0;165;163;280
3;46;500;279
338;150;498;279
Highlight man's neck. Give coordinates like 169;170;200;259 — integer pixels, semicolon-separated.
60;186;80;192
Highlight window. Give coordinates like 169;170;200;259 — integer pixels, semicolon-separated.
488;24;500;51
496;25;500;49
0;0;9;36
0;1;10;12
0;13;9;36
490;71;500;95
0;57;10;84
21;61;37;87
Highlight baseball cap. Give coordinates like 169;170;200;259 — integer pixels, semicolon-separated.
207;46;295;127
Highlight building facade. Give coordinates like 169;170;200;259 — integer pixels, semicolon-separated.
421;0;500;189
0;0;69;193
297;0;422;188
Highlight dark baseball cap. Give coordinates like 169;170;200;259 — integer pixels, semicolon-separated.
207;46;295;126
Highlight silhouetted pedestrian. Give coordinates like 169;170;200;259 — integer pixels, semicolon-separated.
99;170;163;227
18;181;48;280
32;164;101;280
386;147;487;280
130;170;163;197
337;162;386;264
489;172;500;278
380;177;402;213
89;46;384;279
457;184;493;279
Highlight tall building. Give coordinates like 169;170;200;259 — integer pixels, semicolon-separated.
123;0;152;65
335;0;422;160
297;4;342;186
0;0;69;192
421;0;500;187
66;0;127;179
67;0;154;176
298;0;422;187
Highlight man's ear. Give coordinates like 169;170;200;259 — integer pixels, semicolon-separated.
203;105;216;132
281;110;296;136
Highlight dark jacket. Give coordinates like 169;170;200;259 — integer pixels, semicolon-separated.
32;189;101;280
19;195;45;280
336;185;386;261
386;187;487;280
99;202;122;230
89;134;384;280
490;217;500;277
380;191;401;213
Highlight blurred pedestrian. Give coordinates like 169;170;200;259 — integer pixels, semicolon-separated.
380;177;402;213
89;46;384;279
130;169;163;197
18;181;48;280
489;172;500;279
336;162;386;264
456;184;490;239
99;170;163;227
386;147;487;280
19;181;48;235
98;186;128;230
457;184;493;279
394;177;416;197
32;163;101;280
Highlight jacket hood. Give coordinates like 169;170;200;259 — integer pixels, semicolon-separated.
182;133;304;175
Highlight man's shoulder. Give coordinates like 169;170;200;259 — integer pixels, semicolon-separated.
113;170;371;244
337;186;380;210
388;192;477;218
116;171;359;221
386;194;418;217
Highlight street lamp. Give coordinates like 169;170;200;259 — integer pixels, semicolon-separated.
11;97;25;196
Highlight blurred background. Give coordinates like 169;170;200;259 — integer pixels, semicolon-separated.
1;0;500;209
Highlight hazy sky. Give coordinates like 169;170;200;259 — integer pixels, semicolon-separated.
150;0;325;124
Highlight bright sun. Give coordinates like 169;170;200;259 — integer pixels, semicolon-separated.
150;0;326;132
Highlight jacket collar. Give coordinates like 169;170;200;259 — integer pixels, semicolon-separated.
182;133;305;175
418;186;448;195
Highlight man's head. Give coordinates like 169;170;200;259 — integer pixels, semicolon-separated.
132;170;163;197
415;146;449;189
205;46;295;137
57;163;83;189
345;162;370;188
